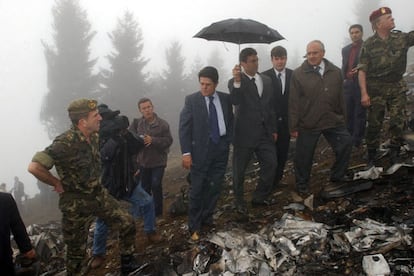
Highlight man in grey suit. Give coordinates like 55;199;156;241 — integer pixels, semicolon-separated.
229;47;277;214
179;66;233;242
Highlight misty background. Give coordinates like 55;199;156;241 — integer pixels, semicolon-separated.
1;0;413;198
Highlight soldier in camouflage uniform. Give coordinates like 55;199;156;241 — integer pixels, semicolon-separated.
358;7;414;167
28;99;143;275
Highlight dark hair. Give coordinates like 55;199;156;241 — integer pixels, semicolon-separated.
137;97;152;108
271;46;287;58
349;24;363;33
198;66;219;83
69;112;89;125
239;47;257;63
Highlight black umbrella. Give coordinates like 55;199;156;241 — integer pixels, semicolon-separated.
194;18;284;50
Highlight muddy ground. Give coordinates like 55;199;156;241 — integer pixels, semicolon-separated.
73;139;414;275
16;135;414;275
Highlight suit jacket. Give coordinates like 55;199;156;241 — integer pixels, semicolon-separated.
341;42;362;80
179;91;233;167
262;68;293;121
228;73;276;147
0;192;33;274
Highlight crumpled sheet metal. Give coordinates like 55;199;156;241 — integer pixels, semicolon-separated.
202;213;330;274
271;213;328;242
383;162;414;175
344;218;412;252
195;213;414;274
353;166;383;180
13;222;66;275
353;161;414;180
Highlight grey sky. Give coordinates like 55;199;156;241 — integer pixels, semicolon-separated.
0;0;413;197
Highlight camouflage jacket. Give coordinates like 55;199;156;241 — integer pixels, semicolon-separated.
359;30;414;83
32;126;101;195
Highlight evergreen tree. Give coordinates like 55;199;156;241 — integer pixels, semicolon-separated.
186;56;204;91
352;0;383;40
207;48;229;91
41;0;98;138
100;11;148;119
163;41;186;89
158;40;188;147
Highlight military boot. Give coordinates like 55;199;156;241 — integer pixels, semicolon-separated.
120;254;146;275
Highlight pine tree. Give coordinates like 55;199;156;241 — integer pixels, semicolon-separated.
207;48;229;91
100;11;148;119
41;0;98;137
158;40;187;145
352;0;383;40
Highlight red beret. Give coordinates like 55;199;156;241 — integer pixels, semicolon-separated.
369;7;392;22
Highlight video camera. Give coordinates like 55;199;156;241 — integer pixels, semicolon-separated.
98;104;129;138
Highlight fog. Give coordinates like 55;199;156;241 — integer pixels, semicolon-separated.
1;0;413;197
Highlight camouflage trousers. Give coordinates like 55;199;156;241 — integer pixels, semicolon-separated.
59;188;136;275
366;83;407;150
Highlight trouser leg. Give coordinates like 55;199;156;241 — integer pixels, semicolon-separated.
294;130;320;189
365;91;386;151
354;86;367;146
188;166;207;232
150;167;165;217
274;119;290;186
95;190;136;256
61;211;94;275
200;140;229;224
253;139;276;201
387;90;406;147
127;183;156;233
323;126;353;181
232;146;253;205
92;217;109;256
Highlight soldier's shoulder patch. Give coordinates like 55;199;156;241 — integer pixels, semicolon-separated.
65;132;75;141
53;130;75;144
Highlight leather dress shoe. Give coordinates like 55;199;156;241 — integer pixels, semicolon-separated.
189;231;200;243
90;255;105;269
201;221;216;232
147;231;162;243
296;185;310;195
330;174;353;183
251;198;277;207
235;204;248;215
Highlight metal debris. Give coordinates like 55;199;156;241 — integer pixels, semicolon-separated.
344;218;412;252
353;166;384;180
362;254;390;276
383;162;414;175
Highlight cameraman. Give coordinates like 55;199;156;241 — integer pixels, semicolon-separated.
90;104;161;270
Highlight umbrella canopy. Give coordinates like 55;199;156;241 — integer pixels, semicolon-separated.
194;18;284;45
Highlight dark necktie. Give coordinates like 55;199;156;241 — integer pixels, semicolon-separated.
251;77;259;95
314;66;321;76
209;96;220;144
277;72;283;93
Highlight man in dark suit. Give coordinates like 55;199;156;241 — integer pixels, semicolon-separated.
0;192;36;275
342;24;366;148
179;66;233;242
262;46;293;189
229;47;277;213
